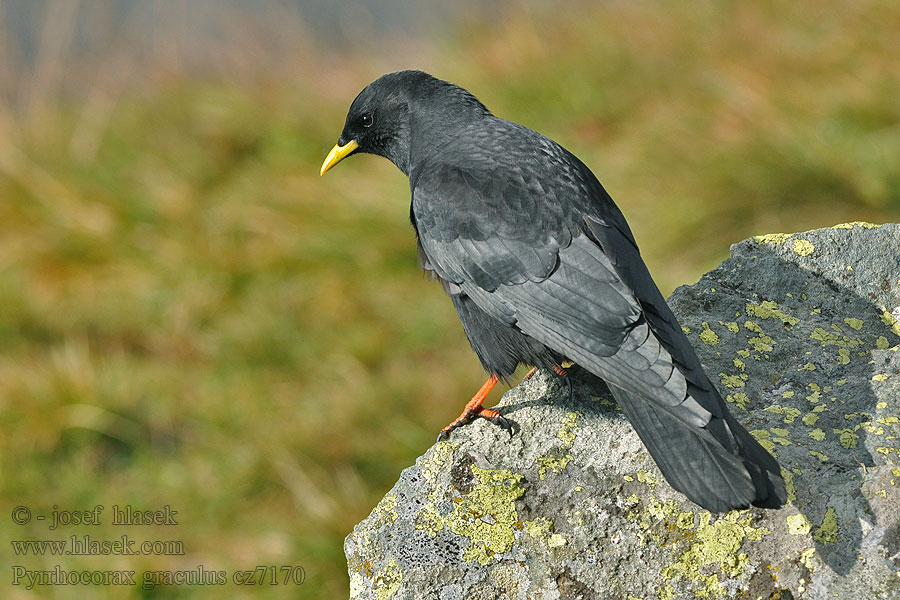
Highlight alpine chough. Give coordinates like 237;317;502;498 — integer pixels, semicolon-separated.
321;70;787;513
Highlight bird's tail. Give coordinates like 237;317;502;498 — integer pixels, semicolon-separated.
609;384;786;513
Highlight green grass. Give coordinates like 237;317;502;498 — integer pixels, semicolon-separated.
1;1;899;597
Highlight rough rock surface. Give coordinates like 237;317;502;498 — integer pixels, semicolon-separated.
346;223;900;600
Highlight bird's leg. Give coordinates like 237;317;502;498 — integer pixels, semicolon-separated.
553;365;574;403
436;374;509;441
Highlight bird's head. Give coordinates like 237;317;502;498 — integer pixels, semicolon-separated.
320;70;490;176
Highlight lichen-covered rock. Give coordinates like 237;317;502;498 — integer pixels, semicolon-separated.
346;223;900;600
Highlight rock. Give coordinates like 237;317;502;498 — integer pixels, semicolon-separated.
345;222;900;600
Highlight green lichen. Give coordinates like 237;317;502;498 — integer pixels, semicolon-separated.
725;322;739;333
808;428;825;441
813;507;838;544
802;412;819;426
700;322;720;346
877;336;891;349
745;300;799;327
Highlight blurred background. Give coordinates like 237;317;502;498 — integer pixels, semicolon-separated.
1;0;898;597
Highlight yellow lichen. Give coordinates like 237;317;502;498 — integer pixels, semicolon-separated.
700;322;720;346
872;373;891;382
637;469;658;486
766;405;801;424
726;392;750;410
810;327;864;348
418;464;526;566
547;533;567;548
524;516;553;540
809;450;829;462
793;239;815;256
719;373;747;388
658;510;765;594
558;412;581;446
538;453;573;480
746;300;799;326
421;442;458;483
844;317;864;331
837;348;850;364
808;429;825;441
754;233;791;245
880;307;900;337
833;429;859;450
787;513;812;535
373;558;403;600
831;221;878;229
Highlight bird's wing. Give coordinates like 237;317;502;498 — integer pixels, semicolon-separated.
412;143;785;511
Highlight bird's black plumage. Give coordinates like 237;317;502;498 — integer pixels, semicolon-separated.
322;70;787;513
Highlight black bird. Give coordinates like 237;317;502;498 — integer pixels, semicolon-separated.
321;70;786;513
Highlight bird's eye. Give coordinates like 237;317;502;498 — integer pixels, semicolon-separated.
361;114;374;128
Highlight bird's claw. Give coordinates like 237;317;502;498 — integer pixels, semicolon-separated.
436;407;509;442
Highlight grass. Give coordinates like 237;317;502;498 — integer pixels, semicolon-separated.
1;1;898;598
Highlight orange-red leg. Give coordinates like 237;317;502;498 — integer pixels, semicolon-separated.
437;374;508;441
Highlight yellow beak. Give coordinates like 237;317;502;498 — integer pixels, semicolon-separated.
320;140;359;176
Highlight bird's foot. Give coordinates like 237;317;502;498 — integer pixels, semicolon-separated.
436;407;510;442
553;365;574;403
436;374;510;441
